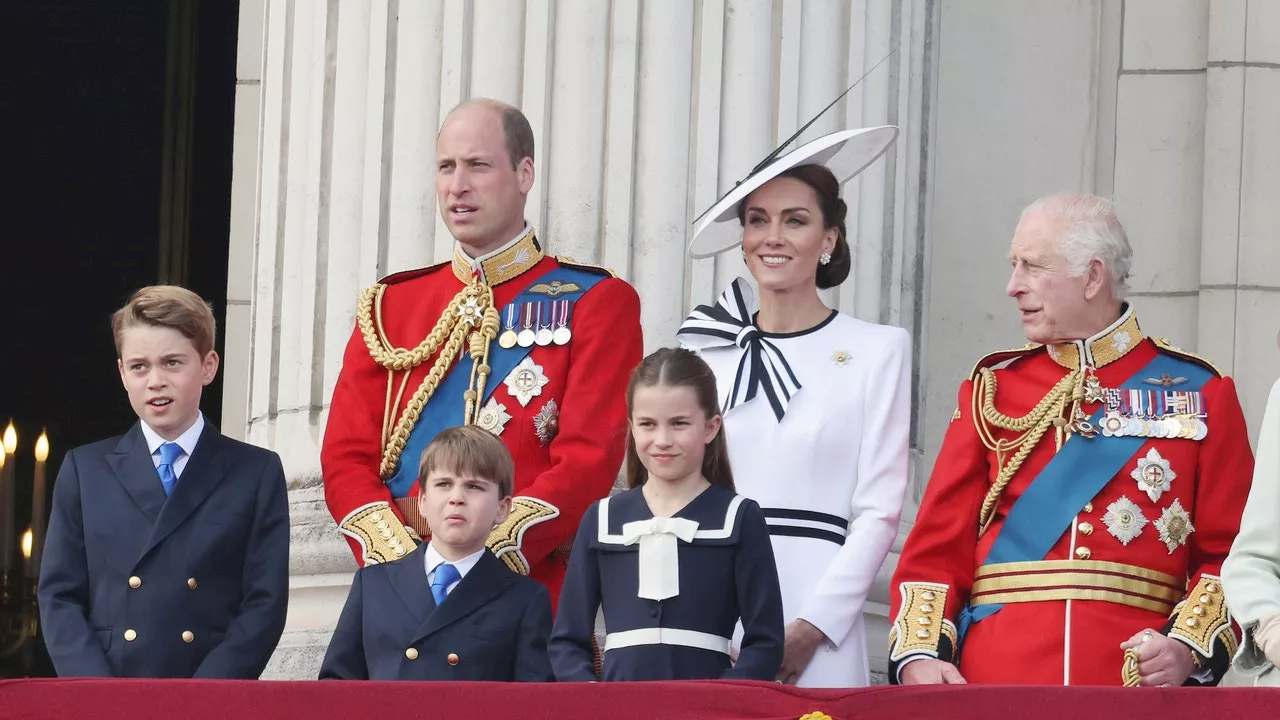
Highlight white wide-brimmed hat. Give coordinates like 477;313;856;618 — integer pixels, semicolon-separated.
688;125;899;259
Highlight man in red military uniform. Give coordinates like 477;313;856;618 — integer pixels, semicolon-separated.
890;193;1254;686
321;98;642;611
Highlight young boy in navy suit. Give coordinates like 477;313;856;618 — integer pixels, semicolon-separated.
319;425;554;681
38;285;290;678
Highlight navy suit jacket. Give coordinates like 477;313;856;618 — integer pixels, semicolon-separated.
319;546;554;681
37;421;290;678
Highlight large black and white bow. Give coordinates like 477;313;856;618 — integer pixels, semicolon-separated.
676;278;802;422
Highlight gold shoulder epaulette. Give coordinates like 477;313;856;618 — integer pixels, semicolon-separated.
555;255;618;279
968;343;1043;381
376;260;451;286
1150;337;1224;378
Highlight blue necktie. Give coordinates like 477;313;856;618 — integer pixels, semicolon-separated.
158;442;183;496
431;562;460;606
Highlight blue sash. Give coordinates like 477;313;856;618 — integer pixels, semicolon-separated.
384;266;605;496
957;352;1212;641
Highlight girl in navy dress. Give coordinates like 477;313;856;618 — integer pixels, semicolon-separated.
549;347;784;681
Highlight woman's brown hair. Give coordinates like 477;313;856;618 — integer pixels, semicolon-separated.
737;163;852;289
624;348;735;491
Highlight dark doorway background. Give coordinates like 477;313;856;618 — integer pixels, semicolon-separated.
0;0;239;677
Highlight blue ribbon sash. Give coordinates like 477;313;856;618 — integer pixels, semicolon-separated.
384;266;604;496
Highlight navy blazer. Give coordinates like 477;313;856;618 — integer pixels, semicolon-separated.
319;546;554;681
37;421;290;678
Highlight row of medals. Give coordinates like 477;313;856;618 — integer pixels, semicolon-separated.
1092;378;1208;441
497;310;571;349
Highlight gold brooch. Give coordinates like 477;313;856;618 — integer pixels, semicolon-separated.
831;350;850;366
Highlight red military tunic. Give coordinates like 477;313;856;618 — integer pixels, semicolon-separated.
889;306;1253;685
321;229;643;611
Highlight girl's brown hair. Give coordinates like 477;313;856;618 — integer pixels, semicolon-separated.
624;347;734;491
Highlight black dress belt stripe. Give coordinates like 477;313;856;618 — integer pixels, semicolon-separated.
762;508;849;532
766;526;847;546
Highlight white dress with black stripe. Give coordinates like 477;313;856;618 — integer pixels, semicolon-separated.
678;280;912;687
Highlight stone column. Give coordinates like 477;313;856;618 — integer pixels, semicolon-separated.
1198;0;1280;437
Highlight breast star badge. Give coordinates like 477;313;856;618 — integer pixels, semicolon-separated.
504;357;549;407
455;296;483;325
533;399;560;445
1131;448;1175;503
831;350;850;367
475;398;511;436
1154;499;1194;553
1102;496;1148;546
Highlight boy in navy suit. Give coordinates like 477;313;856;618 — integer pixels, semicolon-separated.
38;285;289;678
319;425;554;681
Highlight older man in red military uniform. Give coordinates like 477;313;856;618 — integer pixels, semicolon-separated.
321;99;642;611
890;193;1254;687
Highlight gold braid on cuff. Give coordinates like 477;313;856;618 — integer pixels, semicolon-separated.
486;496;560;575
888;582;953;661
1169;574;1235;660
339;502;419;564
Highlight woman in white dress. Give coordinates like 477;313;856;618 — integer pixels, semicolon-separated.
677;127;910;687
1221;372;1280;687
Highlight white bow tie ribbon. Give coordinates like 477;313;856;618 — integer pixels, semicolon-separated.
620;517;700;601
676;278;802;422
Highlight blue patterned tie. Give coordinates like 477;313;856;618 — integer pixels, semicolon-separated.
431;562;460;606
157;442;183;496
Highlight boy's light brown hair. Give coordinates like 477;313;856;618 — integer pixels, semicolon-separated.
111;285;218;358
417;425;515;498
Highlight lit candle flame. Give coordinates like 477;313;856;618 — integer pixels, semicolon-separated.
2;421;15;455
35;431;49;463
22;528;33;560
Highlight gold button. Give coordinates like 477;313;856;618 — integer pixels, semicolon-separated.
921;591;936;601
1206;583;1219;594
405;648;419;660
1192;606;1205;616
394;546;406;556
915;629;930;639
182;631;194;643
1077;522;1093;536
389;536;402;546
1185;617;1199;628
447;653;460;666
123;629;137;642
371;512;383;522
919;603;934;613
1075;546;1091;560
917;617;931;626
380;530;393;539
1083;502;1094;513
1199;594;1211;604
128;576;142;589
188;577;198;590
377;521;389;530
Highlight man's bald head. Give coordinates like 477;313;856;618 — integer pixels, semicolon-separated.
441;99;535;170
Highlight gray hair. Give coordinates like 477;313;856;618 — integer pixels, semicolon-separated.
1021;193;1133;299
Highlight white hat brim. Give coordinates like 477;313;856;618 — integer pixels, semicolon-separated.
688;125;900;259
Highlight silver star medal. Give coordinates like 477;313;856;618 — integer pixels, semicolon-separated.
1103;496;1149;546
475;398;511;436
1131;448;1175;503
533;399;560;446
504;357;550;407
1154;499;1195;553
